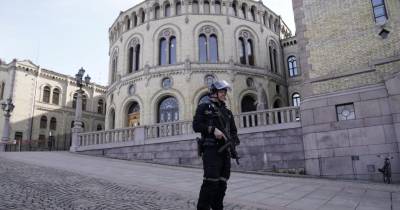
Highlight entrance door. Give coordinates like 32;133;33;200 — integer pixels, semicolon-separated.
128;112;140;127
127;102;140;127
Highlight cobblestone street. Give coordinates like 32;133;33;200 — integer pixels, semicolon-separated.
0;152;399;210
0;157;259;210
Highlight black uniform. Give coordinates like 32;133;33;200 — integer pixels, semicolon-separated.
193;98;239;210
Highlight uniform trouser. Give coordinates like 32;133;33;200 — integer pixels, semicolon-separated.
197;146;231;210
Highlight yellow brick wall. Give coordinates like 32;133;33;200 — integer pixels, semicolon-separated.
301;0;400;94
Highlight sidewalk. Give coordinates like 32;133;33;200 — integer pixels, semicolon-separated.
0;152;399;210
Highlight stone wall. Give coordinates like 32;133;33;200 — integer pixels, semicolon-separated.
301;83;400;181
78;127;304;173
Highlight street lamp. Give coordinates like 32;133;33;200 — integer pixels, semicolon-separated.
0;97;15;152
70;67;90;152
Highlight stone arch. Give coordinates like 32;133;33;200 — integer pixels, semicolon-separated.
152;24;182;65
234;26;260;65
193;21;225;63
266;37;281;74
120;95;145;127
150;88;186;124
125;35;144;74
39;83;52;103
238;89;257;112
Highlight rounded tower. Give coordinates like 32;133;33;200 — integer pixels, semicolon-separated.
106;0;291;129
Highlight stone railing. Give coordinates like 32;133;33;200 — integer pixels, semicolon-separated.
76;107;300;150
79;127;136;147
145;120;194;139
235;106;300;128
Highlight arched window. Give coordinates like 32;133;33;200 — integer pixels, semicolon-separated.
250;6;256;21
135;44;140;71
239;37;246;64
241;95;257;127
73;93;87;111
232;1;237;16
273;99;282;108
164;3;171;17
97;124;103;131
199;34;207;63
0;82;5;100
43;86;51;103
154;4;160;19
97;99;104;114
209;35;218;63
128;102;140;127
241;95;256;112
176;2;182;15
239;31;255;65
40;116;47;129
126;16;131;30
203;0;210;14
247;39;254;66
127;38;140;73
132;13;138;27
159;38;167;65
192;0;199;14
109;109;115;129
50;117;57;130
140;9;145;23
241;4;247;19
198;94;209;104
158;96;179;123
169;36;176;64
198;26;219;63
288;56;298;77
263;13;267;25
274;19;279;32
268;16;273;29
215;1;221;14
111;50;118;83
269;41;278;73
292;93;301;107
158;29;176;65
52;88;60;105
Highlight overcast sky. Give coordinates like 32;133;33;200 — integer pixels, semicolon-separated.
0;0;294;86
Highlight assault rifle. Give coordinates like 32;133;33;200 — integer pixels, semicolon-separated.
217;133;240;165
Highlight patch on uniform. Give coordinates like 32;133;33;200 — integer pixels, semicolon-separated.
204;110;212;115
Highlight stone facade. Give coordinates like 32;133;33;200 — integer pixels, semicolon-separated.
105;0;294;130
0;60;106;150
78;126;304;173
293;0;400;180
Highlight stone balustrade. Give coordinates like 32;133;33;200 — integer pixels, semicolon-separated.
76;107;300;150
235;106;300;128
79;127;135;147
145;120;194;139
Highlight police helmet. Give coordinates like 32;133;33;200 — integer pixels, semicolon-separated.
209;80;232;94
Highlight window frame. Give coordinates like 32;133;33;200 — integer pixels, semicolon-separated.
371;0;388;23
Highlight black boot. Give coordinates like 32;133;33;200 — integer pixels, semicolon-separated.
197;180;219;210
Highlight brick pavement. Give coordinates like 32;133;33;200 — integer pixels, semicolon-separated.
0;152;399;210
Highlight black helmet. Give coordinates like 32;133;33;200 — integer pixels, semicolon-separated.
209;80;231;94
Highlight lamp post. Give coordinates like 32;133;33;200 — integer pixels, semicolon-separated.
70;67;90;152
0;97;15;152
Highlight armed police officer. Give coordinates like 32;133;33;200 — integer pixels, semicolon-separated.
193;80;240;210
